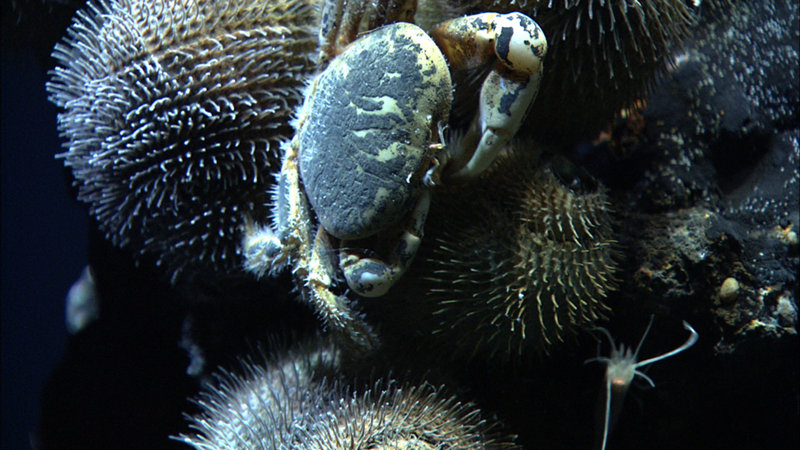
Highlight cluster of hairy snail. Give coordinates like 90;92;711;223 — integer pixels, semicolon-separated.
48;0;702;444
47;0;697;284
374;147;618;361
177;339;518;449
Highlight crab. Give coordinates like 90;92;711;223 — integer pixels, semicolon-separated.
243;0;547;351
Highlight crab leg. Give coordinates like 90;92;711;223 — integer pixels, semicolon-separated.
242;136;378;352
430;12;547;180
320;0;418;62
307;227;378;352
367;0;418;29
319;0;362;62
240;157;301;276
339;190;431;298
319;0;348;61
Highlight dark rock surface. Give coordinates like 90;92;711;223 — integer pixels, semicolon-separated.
599;0;799;353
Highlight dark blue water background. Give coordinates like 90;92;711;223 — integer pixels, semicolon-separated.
2;46;88;449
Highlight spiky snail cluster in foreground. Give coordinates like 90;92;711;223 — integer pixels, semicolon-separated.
374;147;619;360
177;340;518;449
47;0;318;283
471;0;697;142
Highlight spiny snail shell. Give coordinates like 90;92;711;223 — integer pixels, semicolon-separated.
48;0;318;283
374;147;619;361
177;339;518;449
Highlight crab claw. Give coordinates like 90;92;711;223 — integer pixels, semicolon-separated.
431;12;547;180
339;191;431;297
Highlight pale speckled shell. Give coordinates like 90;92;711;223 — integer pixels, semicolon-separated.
296;22;452;240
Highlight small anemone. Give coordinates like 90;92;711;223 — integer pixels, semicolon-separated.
586;316;699;450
